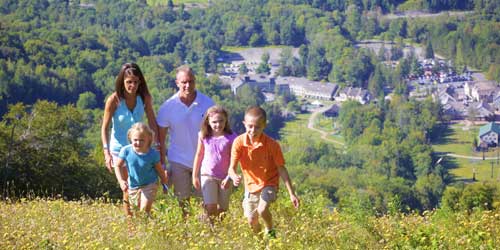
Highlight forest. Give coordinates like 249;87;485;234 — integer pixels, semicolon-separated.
1;0;500;216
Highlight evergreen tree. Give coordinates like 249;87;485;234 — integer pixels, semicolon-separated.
368;64;384;98
425;39;434;59
256;52;271;74
238;63;249;75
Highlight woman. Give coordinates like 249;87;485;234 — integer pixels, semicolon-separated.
101;62;159;216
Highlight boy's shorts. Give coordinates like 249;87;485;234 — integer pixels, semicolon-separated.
128;182;158;208
242;186;277;218
201;175;232;211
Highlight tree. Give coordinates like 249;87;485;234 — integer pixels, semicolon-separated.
77;91;97;110
459;183;495;211
236;84;265;107
378;45;386;61
0;101;117;199
307;46;330;81
486;64;500;82
344;4;361;39
390;44;404;61
278;47;304;77
238;63;249;75
368;64;384;98
425;39;434;59
256;52;271;74
415;173;444;210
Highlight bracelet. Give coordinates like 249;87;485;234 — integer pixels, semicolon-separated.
103;144;109;149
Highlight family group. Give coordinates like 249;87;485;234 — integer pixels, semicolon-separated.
101;63;299;237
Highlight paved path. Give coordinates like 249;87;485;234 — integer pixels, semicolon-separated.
383;11;473;20
307;105;345;146
445;153;499;161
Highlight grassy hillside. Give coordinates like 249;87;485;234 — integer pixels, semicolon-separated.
1;191;498;249
1;113;499;249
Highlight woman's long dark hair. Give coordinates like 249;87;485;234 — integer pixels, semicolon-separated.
115;63;149;101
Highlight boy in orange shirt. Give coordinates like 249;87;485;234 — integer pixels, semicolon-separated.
228;106;299;238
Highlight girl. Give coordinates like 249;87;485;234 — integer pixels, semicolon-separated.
192;106;237;223
101;63;160;216
114;123;168;216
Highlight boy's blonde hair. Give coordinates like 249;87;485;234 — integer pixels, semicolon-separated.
200;105;233;139
245;106;267;124
127;122;154;148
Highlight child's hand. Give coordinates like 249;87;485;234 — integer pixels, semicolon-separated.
220;177;231;189
161;169;169;185
229;173;241;187
290;193;300;209
162;183;168;194
192;177;201;191
119;180;128;192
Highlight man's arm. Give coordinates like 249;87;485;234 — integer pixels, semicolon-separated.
191;134;204;191
158;126;168;169
278;166;299;209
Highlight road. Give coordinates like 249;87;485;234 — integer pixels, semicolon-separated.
383;10;473;20
445;153;499;161
307;105;345;147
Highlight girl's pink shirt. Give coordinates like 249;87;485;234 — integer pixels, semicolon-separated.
200;132;238;179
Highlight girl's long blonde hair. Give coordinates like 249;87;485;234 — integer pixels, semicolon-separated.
200;105;232;139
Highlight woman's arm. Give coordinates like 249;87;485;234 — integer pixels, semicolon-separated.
143;94;159;146
101;93;118;173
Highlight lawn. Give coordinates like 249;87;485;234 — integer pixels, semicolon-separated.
432;123;500;181
280;113;344;148
433;123;480;156
279;113;319;140
449;157;500;182
314;114;336;132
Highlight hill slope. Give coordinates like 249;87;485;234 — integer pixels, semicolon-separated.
1;191;498;249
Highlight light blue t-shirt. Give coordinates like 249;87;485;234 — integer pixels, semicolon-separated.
118;145;160;189
110;96;144;153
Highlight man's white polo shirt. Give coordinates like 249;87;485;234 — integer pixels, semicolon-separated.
157;91;215;168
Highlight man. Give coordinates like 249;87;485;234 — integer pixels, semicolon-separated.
157;65;215;217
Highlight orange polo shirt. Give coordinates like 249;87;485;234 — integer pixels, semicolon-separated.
231;133;285;193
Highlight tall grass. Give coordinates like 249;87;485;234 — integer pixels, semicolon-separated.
1;190;498;249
